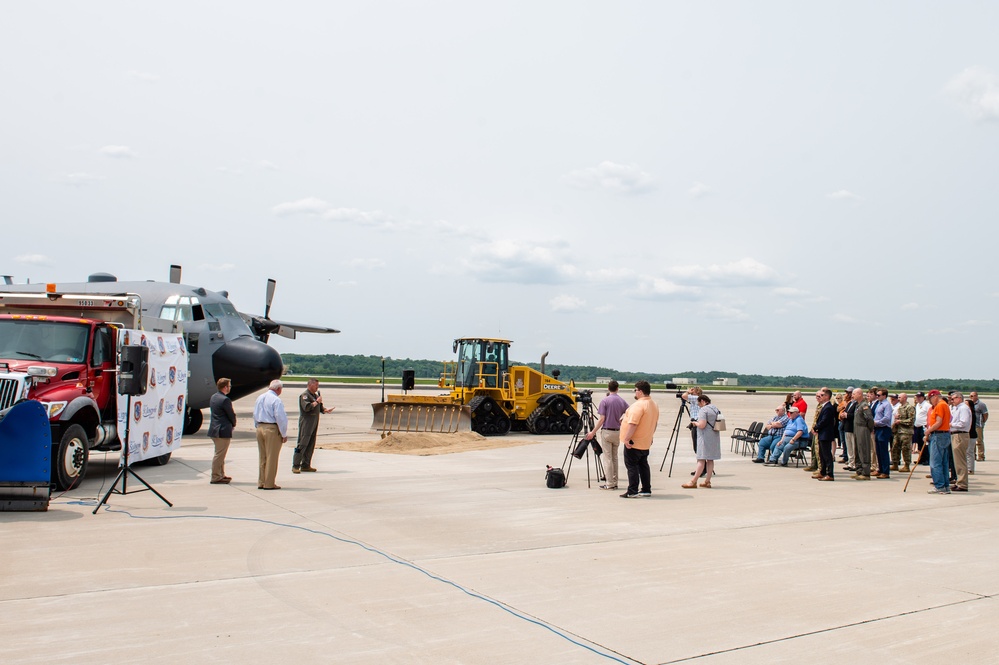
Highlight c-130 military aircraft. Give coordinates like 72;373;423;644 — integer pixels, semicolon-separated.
0;265;338;434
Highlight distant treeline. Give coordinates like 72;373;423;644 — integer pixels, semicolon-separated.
281;353;997;392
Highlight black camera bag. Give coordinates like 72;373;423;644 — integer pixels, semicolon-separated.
546;466;566;488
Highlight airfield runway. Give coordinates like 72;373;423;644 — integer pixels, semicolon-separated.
2;386;997;664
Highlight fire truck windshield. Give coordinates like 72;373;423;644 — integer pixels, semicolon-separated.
0;319;90;363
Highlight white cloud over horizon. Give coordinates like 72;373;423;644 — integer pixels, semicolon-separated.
563;161;656;195
98;145;136;158
945;66;999;121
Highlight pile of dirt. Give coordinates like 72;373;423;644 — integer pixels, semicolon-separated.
317;431;538;455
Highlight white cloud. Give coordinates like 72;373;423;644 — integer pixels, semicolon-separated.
347;258;386;270
216;166;243;175
98;145;136;158
323;207;409;230
563;161;656;195
831;313;860;324
689;181;712;198
699;302;750;322
198;263;235;272
272;197;332;216
664;258;780;286
61;172;104;186
944;66;999;121
550;294;586;312
629;278;700;300
900;302;919;310
460;239;578;284
127;70;159;82
773;287;809;297
14;254;53;266
826;189;861;201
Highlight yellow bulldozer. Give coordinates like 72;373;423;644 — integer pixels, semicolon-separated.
371;337;580;436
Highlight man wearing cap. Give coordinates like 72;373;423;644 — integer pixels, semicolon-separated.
767;406;810;466
753;405;789;463
949;391;972;492
925;390;952;493
872;388;893;478
891;393;914;473
851;388;874;480
912;392;930;457
971;391;988;461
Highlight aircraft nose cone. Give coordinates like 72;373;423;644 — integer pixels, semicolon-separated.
212;336;284;401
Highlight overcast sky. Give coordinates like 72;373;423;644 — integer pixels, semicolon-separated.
3;2;998;382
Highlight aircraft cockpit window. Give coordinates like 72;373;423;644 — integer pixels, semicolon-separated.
191;304;205;321
219;303;240;318
159;305;178;320
203;303;225;319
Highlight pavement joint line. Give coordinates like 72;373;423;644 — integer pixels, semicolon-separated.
78;506;642;665
655;593;997;664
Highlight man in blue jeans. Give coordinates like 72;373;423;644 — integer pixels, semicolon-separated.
753;406;789;463
924;389;952;494
872;388;894;478
766;406;810;466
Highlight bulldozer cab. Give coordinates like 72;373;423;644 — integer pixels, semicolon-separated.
453;338;508;390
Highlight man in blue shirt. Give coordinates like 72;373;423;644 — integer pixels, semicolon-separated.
753;406;789;463
766;407;810;466
254;379;289;490
872;388;893;478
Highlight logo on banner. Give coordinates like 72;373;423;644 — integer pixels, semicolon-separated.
140;334;148;348
149;369;157;388
133;401;142;422
169;366;176;385
177;395;184;412
158;399;164;418
142;432;150;452
178;337;186;355
157;336;167;355
123;331;131;346
166;427;174;446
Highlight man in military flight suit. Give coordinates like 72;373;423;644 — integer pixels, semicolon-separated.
891;393;915;472
292;378;334;473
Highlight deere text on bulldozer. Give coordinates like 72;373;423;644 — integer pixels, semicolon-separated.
371;337;579;437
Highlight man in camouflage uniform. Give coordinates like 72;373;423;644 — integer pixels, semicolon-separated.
891;392;915;472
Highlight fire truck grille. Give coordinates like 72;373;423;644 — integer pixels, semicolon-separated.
0;377;21;410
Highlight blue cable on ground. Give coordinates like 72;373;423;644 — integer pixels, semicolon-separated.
66;501;637;664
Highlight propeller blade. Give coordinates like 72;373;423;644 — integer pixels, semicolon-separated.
265;278;276;319
169;265;182;284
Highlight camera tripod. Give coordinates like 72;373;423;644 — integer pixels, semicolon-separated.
658;396;691;477
562;396;605;488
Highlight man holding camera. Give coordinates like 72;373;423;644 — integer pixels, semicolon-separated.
585;380;629;490
619;380;660;498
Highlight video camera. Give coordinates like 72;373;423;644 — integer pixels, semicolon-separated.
574;389;593;405
666;381;684;398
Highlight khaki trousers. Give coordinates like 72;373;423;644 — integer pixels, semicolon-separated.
601;429;621;487
951;432;970;490
211;437;231;482
256;423;284;489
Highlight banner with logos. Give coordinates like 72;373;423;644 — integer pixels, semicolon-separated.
116;329;188;464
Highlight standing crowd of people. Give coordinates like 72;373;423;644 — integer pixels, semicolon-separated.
748;387;988;492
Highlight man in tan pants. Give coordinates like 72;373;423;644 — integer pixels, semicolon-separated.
253;380;288;490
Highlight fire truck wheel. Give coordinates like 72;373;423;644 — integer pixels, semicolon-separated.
53;424;89;491
149;452;172;466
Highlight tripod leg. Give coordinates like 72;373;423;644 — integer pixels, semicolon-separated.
92;467;128;514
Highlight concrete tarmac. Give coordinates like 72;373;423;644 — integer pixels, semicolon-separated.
2;387;996;664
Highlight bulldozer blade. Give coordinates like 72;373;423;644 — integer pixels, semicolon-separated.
371;402;472;434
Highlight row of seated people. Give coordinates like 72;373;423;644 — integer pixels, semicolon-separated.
751;404;810;466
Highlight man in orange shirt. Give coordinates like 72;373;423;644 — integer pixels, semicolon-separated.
619;380;660;498
925;389;953;494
